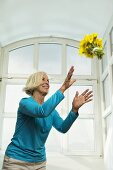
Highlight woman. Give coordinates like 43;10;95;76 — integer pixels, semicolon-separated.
2;66;93;170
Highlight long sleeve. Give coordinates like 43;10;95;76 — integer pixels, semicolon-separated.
18;90;64;118
52;110;79;133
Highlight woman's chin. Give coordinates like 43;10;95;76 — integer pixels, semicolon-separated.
42;90;49;96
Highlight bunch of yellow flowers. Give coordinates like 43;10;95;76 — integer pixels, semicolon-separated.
79;33;104;59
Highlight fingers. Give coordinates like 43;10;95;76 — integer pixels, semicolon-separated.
85;99;93;103
80;89;93;104
84;91;93;99
75;91;79;97
81;89;93;98
67;66;74;80
69;66;74;73
81;89;89;96
84;90;93;103
70;79;76;86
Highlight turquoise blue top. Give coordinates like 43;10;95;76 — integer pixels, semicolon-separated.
5;90;79;163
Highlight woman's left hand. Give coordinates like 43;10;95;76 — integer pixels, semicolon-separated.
72;89;93;113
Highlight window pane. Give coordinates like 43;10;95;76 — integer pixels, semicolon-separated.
38;44;62;74
102;43;107;72
46;128;62;152
68;85;93;114
8;45;34;74
2;118;16;150
68;119;94;151
5;85;28;113
67;46;91;75
103;75;110;109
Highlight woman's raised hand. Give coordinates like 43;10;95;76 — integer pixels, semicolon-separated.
72;89;93;113
60;66;76;93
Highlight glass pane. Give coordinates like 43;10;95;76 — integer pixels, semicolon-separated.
102;43;107;72
103;75;110;109
38;44;62;74
67;46;91;75
8;45;34;74
68;119;94;151
46;128;62;152
2;118;16;150
68;85;93;114
5;85;28;113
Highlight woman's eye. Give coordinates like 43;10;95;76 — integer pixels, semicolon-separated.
42;78;49;82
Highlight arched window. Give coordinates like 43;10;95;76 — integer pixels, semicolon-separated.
0;37;101;156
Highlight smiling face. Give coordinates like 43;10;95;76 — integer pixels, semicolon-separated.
24;71;50;96
36;74;50;96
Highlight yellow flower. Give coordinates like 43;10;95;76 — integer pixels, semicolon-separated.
95;38;102;47
92;33;98;38
79;47;85;55
78;33;104;59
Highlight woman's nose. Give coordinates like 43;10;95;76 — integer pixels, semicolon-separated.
44;80;49;85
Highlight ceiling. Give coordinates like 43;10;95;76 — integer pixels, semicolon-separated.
0;0;113;46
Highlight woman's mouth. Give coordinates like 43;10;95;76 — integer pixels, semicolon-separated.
42;84;49;89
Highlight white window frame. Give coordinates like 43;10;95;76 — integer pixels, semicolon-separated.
0;37;102;156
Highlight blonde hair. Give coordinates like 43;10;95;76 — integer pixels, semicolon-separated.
23;71;47;96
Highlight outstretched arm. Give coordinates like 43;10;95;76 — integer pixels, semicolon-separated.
53;110;78;133
53;89;93;133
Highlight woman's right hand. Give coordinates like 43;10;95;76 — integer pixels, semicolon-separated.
60;66;76;93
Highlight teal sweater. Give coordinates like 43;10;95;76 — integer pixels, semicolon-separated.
5;90;78;163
